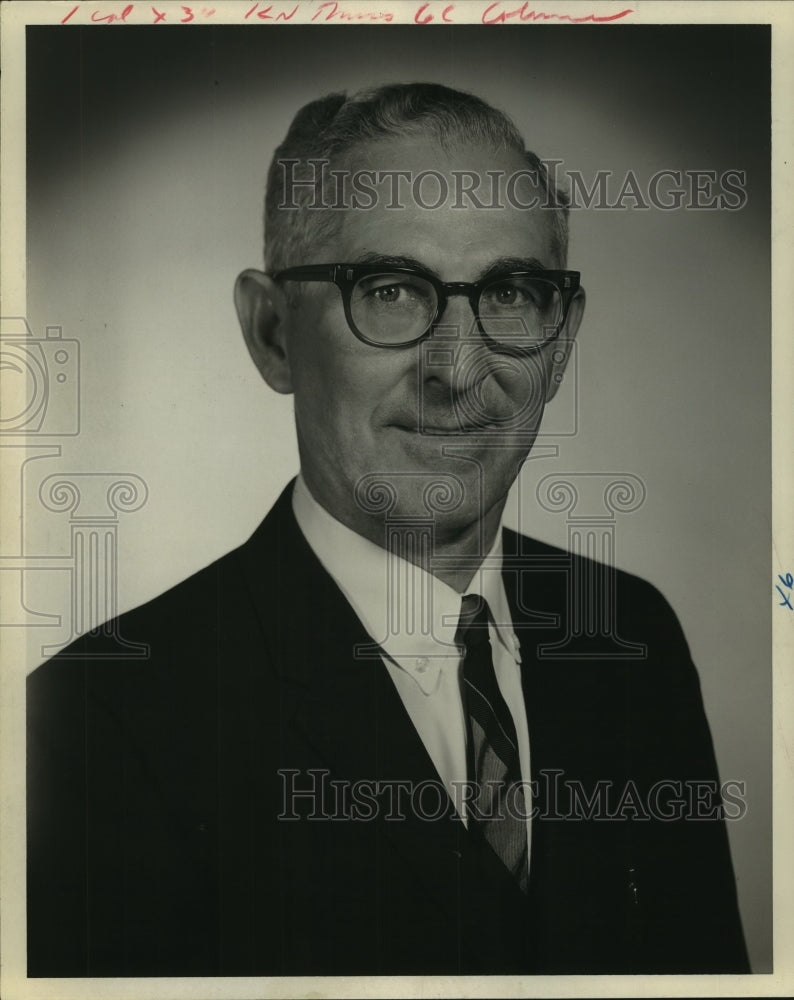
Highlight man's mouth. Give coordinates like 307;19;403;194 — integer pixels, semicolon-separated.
393;422;496;435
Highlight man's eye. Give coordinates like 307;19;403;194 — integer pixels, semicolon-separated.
358;276;433;310
492;285;522;305
485;283;530;308
482;279;554;313
371;284;404;303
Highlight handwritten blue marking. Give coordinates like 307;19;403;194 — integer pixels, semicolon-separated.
776;572;794;609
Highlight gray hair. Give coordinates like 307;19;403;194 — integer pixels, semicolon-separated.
264;82;569;277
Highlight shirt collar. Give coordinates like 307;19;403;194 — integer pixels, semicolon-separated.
292;475;520;694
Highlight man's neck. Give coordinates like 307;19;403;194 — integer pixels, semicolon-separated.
423;505;504;593
298;473;506;595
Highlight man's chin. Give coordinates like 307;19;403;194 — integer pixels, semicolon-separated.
352;475;493;536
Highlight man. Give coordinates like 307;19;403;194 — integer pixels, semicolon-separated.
27;83;749;977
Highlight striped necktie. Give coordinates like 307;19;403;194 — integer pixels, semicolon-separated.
457;593;529;893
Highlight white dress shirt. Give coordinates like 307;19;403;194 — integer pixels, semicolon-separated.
292;475;531;855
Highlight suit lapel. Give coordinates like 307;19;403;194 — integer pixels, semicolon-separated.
238;484;476;911
503;528;640;969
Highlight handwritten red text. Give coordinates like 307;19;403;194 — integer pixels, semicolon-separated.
481;3;634;24
415;2;455;23
311;2;394;21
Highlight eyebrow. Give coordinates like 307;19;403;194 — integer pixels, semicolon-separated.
350;251;549;281
351;252;438;274
477;256;548;282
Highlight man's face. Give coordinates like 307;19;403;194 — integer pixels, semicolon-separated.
266;138;582;547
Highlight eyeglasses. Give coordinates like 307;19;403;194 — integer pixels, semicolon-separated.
272;263;581;353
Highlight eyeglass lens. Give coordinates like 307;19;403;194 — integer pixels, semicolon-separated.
350;272;563;346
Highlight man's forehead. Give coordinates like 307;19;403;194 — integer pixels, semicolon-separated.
328;137;557;277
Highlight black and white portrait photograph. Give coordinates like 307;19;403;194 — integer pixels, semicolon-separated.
1;2;791;997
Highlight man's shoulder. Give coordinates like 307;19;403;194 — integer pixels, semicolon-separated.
30;540;245;672
27;484;301;688
502;525;677;612
501;524;694;678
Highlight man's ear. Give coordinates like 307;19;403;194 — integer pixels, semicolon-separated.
545;287;585;403
234;269;293;394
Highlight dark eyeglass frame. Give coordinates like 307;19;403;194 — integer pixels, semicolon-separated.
271;263;581;352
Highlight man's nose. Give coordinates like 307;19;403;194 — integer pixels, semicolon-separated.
434;290;479;336
424;294;489;382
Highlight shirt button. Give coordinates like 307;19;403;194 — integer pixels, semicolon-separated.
415;657;429;673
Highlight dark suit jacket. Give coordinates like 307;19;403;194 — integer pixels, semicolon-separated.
27;482;749;977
